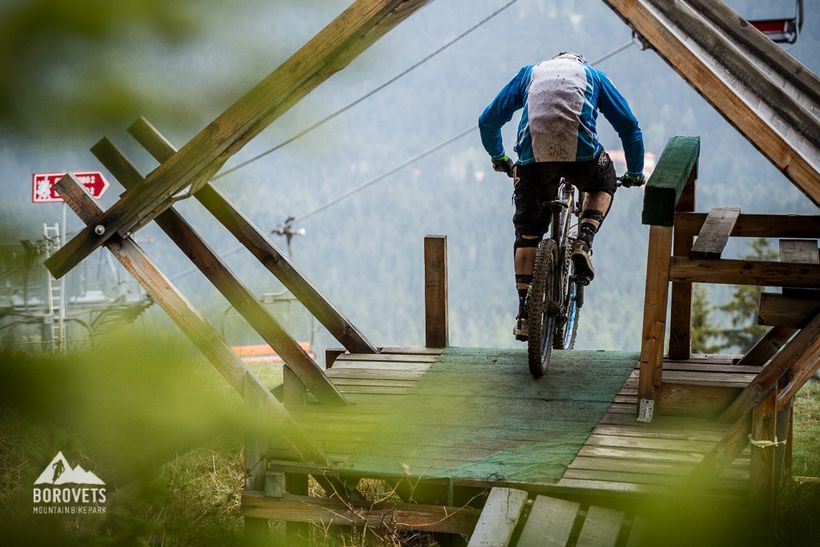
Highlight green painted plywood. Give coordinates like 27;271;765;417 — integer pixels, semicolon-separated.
341;348;637;484
642;136;700;226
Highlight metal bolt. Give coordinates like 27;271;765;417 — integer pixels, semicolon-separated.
94;225;105;236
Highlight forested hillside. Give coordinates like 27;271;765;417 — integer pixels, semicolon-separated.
1;0;817;358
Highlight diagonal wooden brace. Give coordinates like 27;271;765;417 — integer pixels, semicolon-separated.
90;137;348;406
126;116;377;354
43;0;433;279
53;174;328;465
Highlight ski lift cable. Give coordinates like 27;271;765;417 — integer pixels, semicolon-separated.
212;0;520;181
168;40;634;282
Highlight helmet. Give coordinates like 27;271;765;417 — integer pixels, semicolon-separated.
553;51;587;64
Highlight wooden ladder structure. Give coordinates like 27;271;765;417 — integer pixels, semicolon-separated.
41;0;433;492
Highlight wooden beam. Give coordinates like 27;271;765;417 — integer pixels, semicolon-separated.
241;491;480;535
668;173;696;359
750;390;777;518
53;174;327;464
641;136;700;227
690;409;751;480
575;505;624;547
720;313;820;422
466;487;528;547
670;257;820;287
779;239;819;265
734;326;796;367
424;235;448;348
126;117;378;354
689;207;740;260
517;495;579;547
686;0;820;105
599;0;819;204
637;225;673;421
675;213;820;239
757;293;820;328
44;0;434;279
775;342;820;411
90;137;348;406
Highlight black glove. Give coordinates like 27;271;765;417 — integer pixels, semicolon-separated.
491;155;514;177
619;173;646;188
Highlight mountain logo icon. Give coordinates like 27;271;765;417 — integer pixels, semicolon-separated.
33;451;105;486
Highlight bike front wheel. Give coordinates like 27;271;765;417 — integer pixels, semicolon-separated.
528;239;559;378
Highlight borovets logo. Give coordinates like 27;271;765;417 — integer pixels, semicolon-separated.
32;451;106;514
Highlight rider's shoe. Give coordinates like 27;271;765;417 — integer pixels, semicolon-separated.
513;316;529;341
571;240;595;285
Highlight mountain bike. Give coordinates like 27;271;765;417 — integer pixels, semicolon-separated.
527;178;585;378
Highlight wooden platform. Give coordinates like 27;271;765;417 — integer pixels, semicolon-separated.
267;348;753;497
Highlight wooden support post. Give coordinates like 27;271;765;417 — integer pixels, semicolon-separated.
90;137;347;406
126;117;377;355
721;314;820;422
734;326;796;367
750;390;777;518
690;409;752;480
45;0;435;279
283;367;307;409
245;375;270;545
637;225;673;421
424;235;448;348
669;172;696;359
285;471;310;546
53;174;327;465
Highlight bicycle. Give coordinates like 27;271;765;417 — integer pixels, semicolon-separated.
526;177;585;378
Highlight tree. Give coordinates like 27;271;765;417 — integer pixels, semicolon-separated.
690;284;722;354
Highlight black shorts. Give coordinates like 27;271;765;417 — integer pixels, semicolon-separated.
512;152;617;237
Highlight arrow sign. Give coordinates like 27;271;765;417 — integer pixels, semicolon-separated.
32;172;110;203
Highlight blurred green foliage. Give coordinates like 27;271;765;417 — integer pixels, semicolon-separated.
0;0;197;135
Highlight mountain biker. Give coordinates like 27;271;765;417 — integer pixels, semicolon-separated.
478;51;645;341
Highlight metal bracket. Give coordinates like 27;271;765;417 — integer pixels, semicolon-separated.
637;398;655;423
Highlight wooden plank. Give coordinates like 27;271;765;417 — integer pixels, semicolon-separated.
599;1;819;204
424;235;448;348
641;137;700;226
578;444;745;466
569;456;748;479
467;487;528;547
638;225;673;420
562;469;745;490
750;390;777;517
53;174;326;464
44;0;434;278
575;505;624;547
127;117;377;354
685;0;820;105
689;207;740;260
241;491;480;535
660;383;739;419
757;293;820;328
668;174;696;359
735;326;796;367
669;257;820;287
721;314;820;422
90;138;347;406
775;342;820;410
336;352;440;362
625;516;646;547
779;239;819;265
585;434;716;453
675;213;820;239
517;495;579;547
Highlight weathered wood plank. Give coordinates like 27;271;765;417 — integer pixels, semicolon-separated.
45;0;434;279
779;239;819;265
670;257;820;287
517;495;579;547
575;505;624;547
424;235;449;348
721;314;820;422
750;390;777;517
660;382;739;419
757;293;820;328
336;353;440;362
735;326;796;367
562;469;745;490
669;174;696;359
127;116;378;354
641;137;700;227
775;343;820;410
690;207;740;260
90;137;347;406
53;174;326;464
241;491;480;534
675;213;820;239
467;487;528;547
638;225;673;420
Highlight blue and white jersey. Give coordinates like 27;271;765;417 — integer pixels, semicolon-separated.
479;55;644;176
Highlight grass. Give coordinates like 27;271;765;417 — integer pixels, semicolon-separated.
791;380;819;477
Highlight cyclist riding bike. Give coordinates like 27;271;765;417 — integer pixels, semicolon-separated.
478;51;646;341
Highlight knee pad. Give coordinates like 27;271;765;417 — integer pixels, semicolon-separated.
514;235;541;251
581;209;605;225
515;274;533;285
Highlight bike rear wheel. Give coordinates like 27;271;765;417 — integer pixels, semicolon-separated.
554;253;582;350
528;239;559;377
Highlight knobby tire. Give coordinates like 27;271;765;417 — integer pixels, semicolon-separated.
528;239;558;377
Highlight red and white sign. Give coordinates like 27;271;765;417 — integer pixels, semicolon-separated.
32;172;110;203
